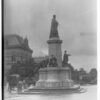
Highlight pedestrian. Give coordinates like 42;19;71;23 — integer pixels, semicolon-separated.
17;81;23;93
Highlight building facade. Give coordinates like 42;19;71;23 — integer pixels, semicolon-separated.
4;34;33;73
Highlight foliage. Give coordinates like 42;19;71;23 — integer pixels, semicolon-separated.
67;64;97;84
8;58;40;81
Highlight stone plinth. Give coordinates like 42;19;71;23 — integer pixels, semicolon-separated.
47;37;62;67
36;67;73;89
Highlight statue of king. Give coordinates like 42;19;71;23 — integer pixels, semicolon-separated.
49;15;59;38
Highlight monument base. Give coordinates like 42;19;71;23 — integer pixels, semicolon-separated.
35;67;74;89
23;67;80;94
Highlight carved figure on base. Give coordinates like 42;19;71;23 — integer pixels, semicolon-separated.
49;55;58;67
62;50;71;67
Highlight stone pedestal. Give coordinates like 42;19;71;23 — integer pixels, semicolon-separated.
36;67;73;89
35;33;74;89
47;37;62;67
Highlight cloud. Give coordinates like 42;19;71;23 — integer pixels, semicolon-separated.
67;32;97;56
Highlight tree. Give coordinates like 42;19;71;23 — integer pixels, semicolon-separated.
88;68;97;84
72;69;80;83
79;68;87;76
89;68;97;78
8;58;40;84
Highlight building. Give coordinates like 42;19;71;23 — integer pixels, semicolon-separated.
4;34;33;72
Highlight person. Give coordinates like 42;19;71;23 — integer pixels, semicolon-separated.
17;81;23;93
63;50;70;66
8;82;12;93
23;80;27;89
50;15;59;38
7;75;18;93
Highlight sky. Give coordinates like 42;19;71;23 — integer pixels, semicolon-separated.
4;0;97;71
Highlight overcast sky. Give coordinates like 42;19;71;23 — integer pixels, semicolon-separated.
4;0;97;71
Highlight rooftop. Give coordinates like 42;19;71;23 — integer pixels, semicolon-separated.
4;34;33;53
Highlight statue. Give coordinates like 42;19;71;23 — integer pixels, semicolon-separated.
40;58;49;68
41;60;47;68
49;55;58;67
49;15;59;38
62;50;71;66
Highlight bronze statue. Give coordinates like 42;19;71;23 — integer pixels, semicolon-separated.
62;50;70;66
40;58;49;68
49;55;58;67
49;15;59;38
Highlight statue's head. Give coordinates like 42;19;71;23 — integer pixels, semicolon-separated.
53;14;56;19
64;50;67;54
